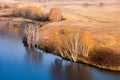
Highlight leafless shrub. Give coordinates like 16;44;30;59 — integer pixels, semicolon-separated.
24;23;40;48
80;32;95;57
48;7;63;22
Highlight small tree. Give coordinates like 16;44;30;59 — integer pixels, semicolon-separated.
0;4;3;10
99;2;104;7
83;3;90;7
50;28;95;62
80;32;95;57
24;23;40;48
48;7;63;22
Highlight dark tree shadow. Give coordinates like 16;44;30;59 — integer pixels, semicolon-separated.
50;58;64;80
50;58;92;80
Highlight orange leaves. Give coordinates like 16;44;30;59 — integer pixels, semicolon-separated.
49;27;95;61
48;7;63;22
80;32;95;57
81;31;95;50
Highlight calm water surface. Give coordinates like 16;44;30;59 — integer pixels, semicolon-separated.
0;21;120;80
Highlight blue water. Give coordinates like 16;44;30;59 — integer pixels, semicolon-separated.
0;22;120;80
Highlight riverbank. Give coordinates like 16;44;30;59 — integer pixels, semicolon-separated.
39;40;120;71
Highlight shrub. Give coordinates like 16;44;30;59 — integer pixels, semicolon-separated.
0;4;3;10
90;47;120;67
4;4;10;8
24;23;40;48
48;7;63;22
25;6;42;20
12;6;47;21
12;7;26;17
80;32;95;57
50;28;95;62
99;2;104;7
83;3;91;7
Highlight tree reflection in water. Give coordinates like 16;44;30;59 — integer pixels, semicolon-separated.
50;58;92;80
25;47;43;63
0;21;22;38
50;58;64;80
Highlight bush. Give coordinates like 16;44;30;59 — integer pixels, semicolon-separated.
24;23;40;48
90;47;120;67
83;3;91;7
12;6;47;21
0;4;3;10
13;7;26;17
50;28;95;62
4;4;10;8
80;32;95;57
99;2;104;7
48;7;63;22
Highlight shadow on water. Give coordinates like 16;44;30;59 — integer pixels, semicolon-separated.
0;21;23;38
50;58;92;80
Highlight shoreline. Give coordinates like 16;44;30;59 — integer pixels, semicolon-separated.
39;46;120;72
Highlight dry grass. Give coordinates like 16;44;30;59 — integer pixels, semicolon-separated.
95;34;116;47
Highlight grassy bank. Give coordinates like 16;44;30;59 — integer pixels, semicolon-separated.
39;43;120;71
37;26;120;71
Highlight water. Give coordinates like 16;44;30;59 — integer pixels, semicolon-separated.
0;21;120;80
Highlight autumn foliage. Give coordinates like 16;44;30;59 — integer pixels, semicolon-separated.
48;8;63;22
80;31;95;57
49;28;95;62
